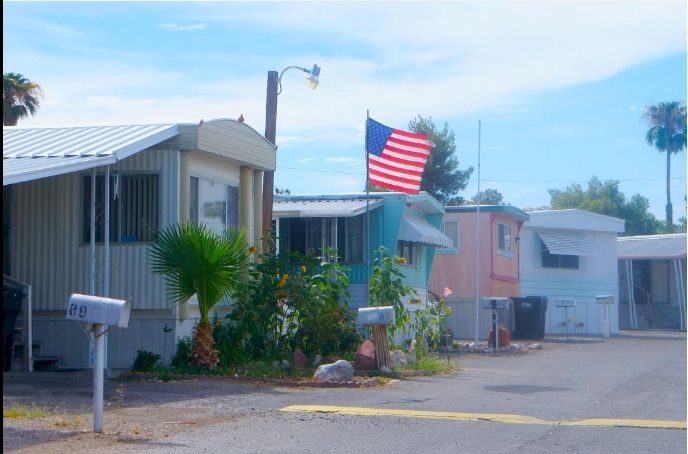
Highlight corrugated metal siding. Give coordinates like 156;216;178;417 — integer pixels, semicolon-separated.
10;148;179;311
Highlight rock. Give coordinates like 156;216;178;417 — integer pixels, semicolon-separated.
390;350;408;369
529;343;543;350
280;360;291;370
380;365;393;375
271;360;280;369
326;356;342;364
118;371;130;379
407;349;418;365
255;361;266;368
314;360;354;383
293;348;310;368
355;339;376;371
348;361;356;369
312;354;323;367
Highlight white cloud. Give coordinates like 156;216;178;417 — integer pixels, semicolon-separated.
297;158;316;164
157;23;206;31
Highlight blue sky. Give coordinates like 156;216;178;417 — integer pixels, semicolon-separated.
3;2;687;221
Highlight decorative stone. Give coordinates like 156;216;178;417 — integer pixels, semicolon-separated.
293;348;310;368
314;360;354;383
529;343;543;350
355;339;376;371
380;365;393;375
271;360;280;369
390;350;407;369
280;359;291;370
326;356;342;364
312;354;323;367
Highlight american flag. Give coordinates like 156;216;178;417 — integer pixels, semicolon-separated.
366;118;433;194
443;286;453;298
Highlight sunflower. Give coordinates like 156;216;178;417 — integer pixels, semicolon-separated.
248;246;258;254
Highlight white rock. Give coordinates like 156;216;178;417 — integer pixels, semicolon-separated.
314;360;354;383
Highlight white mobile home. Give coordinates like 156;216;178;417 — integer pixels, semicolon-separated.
519;209;625;336
3;119;274;371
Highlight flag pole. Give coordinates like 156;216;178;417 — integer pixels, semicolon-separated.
365;110;370;308
474;120;481;346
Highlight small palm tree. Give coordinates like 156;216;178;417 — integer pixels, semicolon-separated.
149;222;250;369
3;72;44;126
641;101;687;225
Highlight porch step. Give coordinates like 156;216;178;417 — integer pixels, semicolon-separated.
32;356;60;371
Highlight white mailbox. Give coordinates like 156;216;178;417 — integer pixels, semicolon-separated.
482;297;509;310
596;295;615;305
357;306;395;325
66;294;131;328
554;297;577;307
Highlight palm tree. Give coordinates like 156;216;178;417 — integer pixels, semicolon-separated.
149;222;250;369
641;101;687;225
3;72;44;126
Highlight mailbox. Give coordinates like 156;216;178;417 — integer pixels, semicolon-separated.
357;306;395;325
66;294;131;328
596;295;614;305
554;298;576;307
482;297;509;310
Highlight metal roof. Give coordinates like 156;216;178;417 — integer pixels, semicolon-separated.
617;234;687;260
3;124;178;185
273;198;384;218
445;205;530;221
536;229;597;256
398;214;452;248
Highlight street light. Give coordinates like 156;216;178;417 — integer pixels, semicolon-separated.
262;64;321;249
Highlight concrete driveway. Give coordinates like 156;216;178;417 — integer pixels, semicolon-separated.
3;331;686;453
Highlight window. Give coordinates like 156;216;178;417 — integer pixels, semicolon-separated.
395;240;419;266
541;240;579;269
286;215;364;263
437;220;459;253
190;176;239;235
497;222;512;256
82;174;159;243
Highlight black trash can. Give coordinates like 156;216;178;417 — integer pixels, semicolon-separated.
511;296;548;340
3;285;25;372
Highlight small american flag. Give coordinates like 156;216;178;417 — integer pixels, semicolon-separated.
443;286;453;298
366;118;433;194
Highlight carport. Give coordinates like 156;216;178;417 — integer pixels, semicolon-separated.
618;234;687;330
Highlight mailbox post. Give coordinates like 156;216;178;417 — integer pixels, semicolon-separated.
482;298;509;349
596;295;614;339
357;306;394;370
554;298;576;340
66;294;130;433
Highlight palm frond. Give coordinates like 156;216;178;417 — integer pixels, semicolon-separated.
148;222;250;321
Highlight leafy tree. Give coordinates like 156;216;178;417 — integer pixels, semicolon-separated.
548;177;663;236
468;188;506;205
3;72;43;126
148;222;250;369
641;101;687;224
407;116;473;204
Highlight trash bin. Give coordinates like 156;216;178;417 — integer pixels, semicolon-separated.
511;296;548;340
3;284;25;372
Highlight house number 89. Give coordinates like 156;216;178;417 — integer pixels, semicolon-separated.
69;303;87;318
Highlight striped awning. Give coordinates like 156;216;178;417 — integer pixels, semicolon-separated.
398;214;452;248
536;229;597;256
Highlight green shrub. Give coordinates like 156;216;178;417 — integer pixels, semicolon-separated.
212;317;244;367
132;349;162;372
171;336;193;369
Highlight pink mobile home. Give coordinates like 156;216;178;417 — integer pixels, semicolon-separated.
429;205;529;340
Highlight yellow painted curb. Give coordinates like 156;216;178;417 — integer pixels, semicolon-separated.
280;405;687;430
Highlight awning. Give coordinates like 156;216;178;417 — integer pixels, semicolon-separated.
617;234;687;260
398;214;452;248
536;229;597;256
3;124;178;185
272;198;383;218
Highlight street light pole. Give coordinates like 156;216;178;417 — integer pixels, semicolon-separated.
261;64;320;250
262;71;279;250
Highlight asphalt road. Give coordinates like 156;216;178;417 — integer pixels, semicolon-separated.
120;331;687;454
